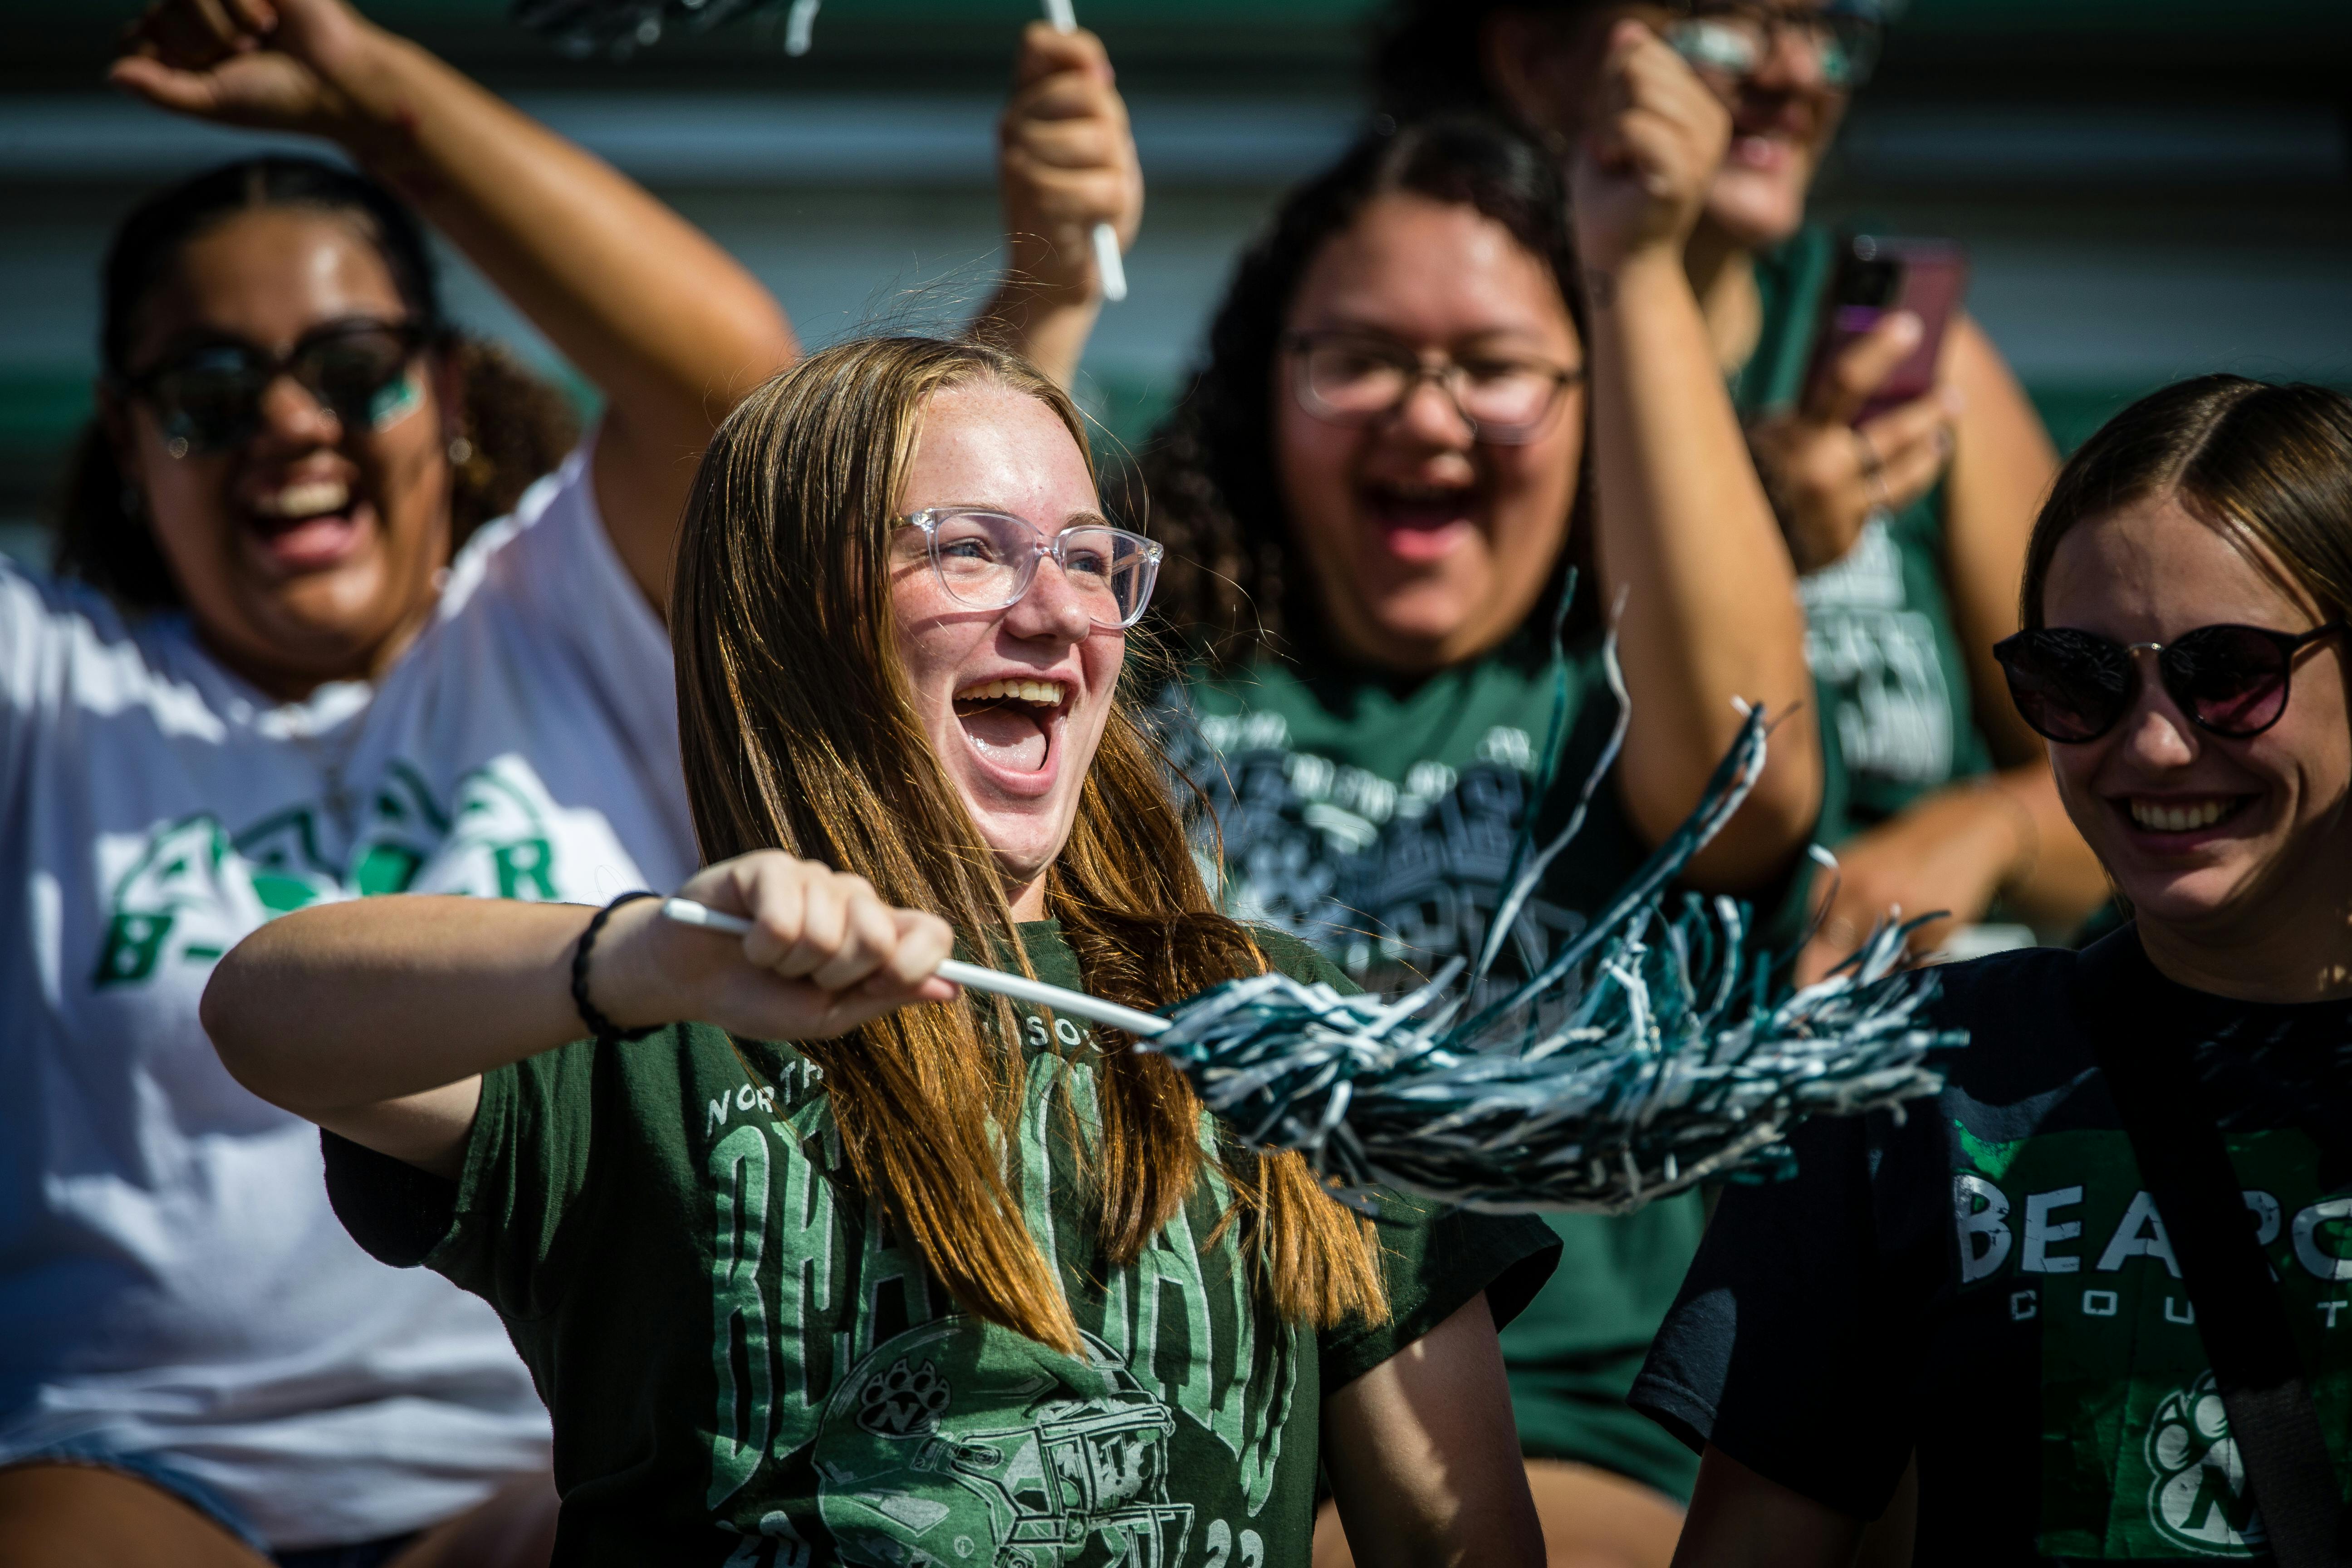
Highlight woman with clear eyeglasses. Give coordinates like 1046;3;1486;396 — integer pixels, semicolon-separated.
0;0;1107;1562
1374;0;2110;990
1132;79;1819;1568
1633;377;2352;1568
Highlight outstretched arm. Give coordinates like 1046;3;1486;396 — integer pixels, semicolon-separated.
113;0;799;609
970;22;1143;390
1320;1294;1545;1568
202;854;955;1179
1573;22;1821;892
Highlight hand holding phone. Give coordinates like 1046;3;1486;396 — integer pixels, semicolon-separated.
1749;235;1966;572
1803;235;1967;425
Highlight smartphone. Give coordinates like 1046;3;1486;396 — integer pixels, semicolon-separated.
1802;235;1969;426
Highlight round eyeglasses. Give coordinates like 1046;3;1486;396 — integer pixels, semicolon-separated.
1994;622;2347;744
1285;332;1585;446
900;508;1163;630
1665;0;1886;93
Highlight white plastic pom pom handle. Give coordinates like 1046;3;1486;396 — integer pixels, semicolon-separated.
1040;0;1128;303
661;897;1171;1036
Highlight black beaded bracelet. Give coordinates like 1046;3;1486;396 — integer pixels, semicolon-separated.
572;890;662;1044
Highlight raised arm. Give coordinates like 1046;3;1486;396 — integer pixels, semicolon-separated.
1320;1294;1545;1568
112;0;799;608
202;853;954;1179
970;22;1143;390
1572;22;1822;891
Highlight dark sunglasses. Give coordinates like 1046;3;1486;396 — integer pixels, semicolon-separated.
1994;622;2347;744
120;318;430;457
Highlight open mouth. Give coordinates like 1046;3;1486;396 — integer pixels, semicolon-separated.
1362;480;1479;564
243;475;364;571
2123;795;2254;837
953;677;1069;774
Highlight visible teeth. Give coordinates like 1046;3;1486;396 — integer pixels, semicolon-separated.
957;678;1067;707
253;479;350;519
2129;798;2235;833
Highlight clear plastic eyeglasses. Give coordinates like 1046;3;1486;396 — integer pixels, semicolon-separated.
1284;332;1585;446
1665;1;1885;93
900;508;1164;630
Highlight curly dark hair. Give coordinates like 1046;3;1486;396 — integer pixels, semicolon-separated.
1132;113;1590;669
1370;0;1612;122
49;155;578;611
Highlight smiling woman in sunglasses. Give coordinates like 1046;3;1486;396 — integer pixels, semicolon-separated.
0;0;801;1561
1630;375;2352;1565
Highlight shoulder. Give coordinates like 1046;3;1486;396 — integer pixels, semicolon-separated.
1918;945;2088;1088
1245;924;1358;996
0;555;212;726
435;444;596;619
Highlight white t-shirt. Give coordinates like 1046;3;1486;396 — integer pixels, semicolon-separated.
0;445;698;1548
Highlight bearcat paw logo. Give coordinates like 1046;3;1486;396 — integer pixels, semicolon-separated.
2146;1371;2265;1556
856;1356;950;1438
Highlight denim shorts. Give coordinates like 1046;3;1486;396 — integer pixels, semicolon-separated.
2;1440;420;1567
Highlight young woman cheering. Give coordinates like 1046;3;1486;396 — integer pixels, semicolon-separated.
201;336;1560;1566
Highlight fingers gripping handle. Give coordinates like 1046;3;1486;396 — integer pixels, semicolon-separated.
661;897;1172;1038
1042;0;1128;304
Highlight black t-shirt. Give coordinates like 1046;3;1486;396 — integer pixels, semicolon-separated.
1630;931;2352;1563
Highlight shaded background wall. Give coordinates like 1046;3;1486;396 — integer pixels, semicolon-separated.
3;0;2349;563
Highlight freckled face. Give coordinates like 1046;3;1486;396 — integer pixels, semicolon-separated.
1273;193;1585;673
889;384;1123;911
117;209;453;696
2041;495;2352;942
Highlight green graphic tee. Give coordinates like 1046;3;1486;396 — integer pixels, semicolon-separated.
326;922;1558;1566
1633;933;2352;1563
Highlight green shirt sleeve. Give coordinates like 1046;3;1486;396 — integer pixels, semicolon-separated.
1244;924;1563;1388
424;1031;609;1322
1320;1194;1561;1393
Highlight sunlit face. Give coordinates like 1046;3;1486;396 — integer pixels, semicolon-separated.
1494;2;1849;250
2041;495;2352;943
1273;193;1585;672
113;208;453;698
890;383;1123;914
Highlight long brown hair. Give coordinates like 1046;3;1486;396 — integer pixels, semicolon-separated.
671;334;1388;1352
2021;376;2352;627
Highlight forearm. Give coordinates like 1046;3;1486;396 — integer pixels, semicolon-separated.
203;897;596;1115
1588;250;1821;882
320;23;794;445
1321;1295;1544;1567
973;282;1099;391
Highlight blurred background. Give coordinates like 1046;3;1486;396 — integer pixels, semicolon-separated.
3;0;2349;561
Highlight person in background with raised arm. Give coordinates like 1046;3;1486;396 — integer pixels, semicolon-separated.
1114;33;1820;1568
1372;0;2109;983
0;0;796;1559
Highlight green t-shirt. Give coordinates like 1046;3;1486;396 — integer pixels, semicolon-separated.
1732;222;1994;836
324;922;1557;1566
1163;634;1777;1504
